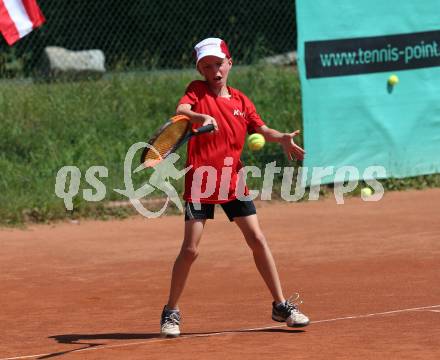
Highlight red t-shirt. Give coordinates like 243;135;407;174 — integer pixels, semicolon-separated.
178;80;265;203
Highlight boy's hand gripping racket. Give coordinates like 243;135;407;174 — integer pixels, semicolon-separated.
140;115;214;167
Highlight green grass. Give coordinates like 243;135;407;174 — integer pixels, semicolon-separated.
0;65;439;226
0;65;302;225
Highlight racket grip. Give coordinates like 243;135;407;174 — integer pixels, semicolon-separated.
194;124;215;134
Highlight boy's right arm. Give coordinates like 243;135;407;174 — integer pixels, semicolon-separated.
176;104;218;131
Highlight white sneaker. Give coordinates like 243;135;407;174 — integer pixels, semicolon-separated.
272;294;310;327
160;306;181;337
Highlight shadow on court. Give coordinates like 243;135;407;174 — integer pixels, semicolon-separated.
39;328;305;358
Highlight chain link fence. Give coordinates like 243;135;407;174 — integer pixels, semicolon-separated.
0;0;297;78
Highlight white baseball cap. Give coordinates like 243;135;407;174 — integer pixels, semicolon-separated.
194;38;231;65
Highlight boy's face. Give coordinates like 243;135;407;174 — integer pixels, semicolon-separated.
197;56;232;89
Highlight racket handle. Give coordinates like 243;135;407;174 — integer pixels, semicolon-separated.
194;124;215;134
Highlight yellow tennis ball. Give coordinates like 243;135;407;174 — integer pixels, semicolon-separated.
361;187;373;197
247;133;265;151
388;74;399;86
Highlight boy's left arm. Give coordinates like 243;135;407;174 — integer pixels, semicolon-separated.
256;125;305;161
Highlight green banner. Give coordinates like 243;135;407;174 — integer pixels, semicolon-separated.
296;0;440;185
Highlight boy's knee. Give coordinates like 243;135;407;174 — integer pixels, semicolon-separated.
246;232;267;251
179;246;199;262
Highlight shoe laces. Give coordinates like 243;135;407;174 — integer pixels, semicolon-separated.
163;312;180;326
285;293;303;313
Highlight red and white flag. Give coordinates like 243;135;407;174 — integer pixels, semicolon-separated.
0;0;45;46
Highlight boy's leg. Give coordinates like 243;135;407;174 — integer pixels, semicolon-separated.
234;213;309;327
161;218;206;337
233;214;285;303
166;218;206;309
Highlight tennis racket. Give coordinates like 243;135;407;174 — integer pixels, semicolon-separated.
140;115;214;167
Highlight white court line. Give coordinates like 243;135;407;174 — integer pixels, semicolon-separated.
2;304;439;360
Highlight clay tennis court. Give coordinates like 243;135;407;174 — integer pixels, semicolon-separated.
1;189;439;359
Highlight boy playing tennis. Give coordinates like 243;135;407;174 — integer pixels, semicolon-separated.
160;38;309;337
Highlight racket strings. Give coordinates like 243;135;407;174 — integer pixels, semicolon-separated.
144;120;189;162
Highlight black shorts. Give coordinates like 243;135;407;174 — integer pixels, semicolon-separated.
184;199;257;222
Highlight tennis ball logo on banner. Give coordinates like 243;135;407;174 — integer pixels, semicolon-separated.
387;74;399;86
